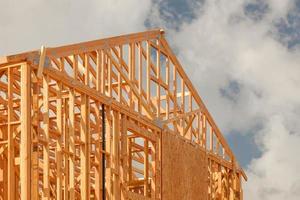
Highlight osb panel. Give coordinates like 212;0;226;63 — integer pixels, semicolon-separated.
162;131;208;200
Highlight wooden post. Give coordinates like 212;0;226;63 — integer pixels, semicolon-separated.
20;63;31;200
42;74;50;199
144;139;149;196
113;111;120;200
106;107;112;199
150;141;155;199
120;115;128;200
96;51;101;92
31;69;39;199
156;40;161;118
129;44;134;109
7;67;15;200
203;115;207;149
63;97;70;200
101;51;105;94
56;82;63;200
173;64;177;115
210;126;213;153
69;89;75;199
80;94;90;199
146;41;150;102
95;103;102;200
108;56;112;97
138;43;142;113
117;46;122;103
128;138;132;182
166;57;170;120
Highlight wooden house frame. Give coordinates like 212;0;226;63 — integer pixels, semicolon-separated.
0;29;246;199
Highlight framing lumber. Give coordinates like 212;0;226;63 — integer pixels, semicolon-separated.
0;29;246;200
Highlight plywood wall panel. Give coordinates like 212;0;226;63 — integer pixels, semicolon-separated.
162;131;208;200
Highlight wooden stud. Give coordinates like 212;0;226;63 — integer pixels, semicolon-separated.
156;40;161;118
69;89;75;199
56;82;63;200
63;97;70;200
113;111;120;200
146;41;150;102
95;103;102;200
7;67;15;200
31;70;39;199
144;139;149;196
80;94;90;200
20;63;31;200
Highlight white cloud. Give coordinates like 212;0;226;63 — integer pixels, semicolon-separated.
0;0;152;55
246;115;300;200
267;0;295;18
148;0;300;199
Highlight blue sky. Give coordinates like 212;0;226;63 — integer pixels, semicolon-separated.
146;0;300;168
146;1;300;199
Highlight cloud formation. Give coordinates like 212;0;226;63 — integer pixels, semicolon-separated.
148;0;300;199
0;0;151;55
